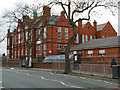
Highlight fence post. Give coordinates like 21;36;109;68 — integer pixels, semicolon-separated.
79;64;81;74
106;65;107;77
104;65;106;77
91;64;93;75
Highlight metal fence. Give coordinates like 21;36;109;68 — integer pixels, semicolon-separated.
51;62;113;77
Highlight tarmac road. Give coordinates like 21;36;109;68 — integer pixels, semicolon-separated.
1;67;119;89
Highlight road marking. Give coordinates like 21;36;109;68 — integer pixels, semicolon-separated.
104;81;109;84
16;72;19;74
3;69;83;88
64;75;67;76
11;68;14;70
50;72;53;74
80;77;86;79
24;73;83;88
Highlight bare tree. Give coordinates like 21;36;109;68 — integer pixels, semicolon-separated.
48;0;118;74
3;3;49;68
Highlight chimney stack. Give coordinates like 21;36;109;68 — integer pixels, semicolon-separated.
61;11;65;16
93;20;97;31
78;19;82;32
43;6;51;17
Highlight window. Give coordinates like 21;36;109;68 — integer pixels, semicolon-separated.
78;51;82;56
36;45;40;51
18;33;20;44
25;26;28;29
102;36;105;38
94;36;96;39
18;28;20;32
21;49;23;55
85;35;88;42
44;28;47;39
15;50;16;58
76;34;79;43
82;35;84;43
43;44;46;57
65;28;68;39
26;32;28;40
25;48;27;55
99;50;105;56
90;36;92;40
7;38;9;46
30;48;32;55
7;50;9;56
57;45;62;50
21;33;24;43
18;50;20;56
58;27;61;39
88;51;93;56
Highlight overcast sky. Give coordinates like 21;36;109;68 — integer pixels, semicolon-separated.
0;0;119;55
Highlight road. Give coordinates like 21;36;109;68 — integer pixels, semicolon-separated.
1;67;119;89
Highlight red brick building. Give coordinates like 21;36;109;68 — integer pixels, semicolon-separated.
70;36;120;63
7;6;117;59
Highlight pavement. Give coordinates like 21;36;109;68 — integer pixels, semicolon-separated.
30;68;119;84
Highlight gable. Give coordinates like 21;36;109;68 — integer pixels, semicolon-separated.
97;24;106;31
82;22;96;34
100;22;117;35
56;13;71;27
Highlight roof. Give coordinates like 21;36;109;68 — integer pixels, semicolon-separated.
97;23;106;31
70;36;120;51
43;54;74;63
48;15;59;25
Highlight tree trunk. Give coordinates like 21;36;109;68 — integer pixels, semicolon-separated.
64;26;77;74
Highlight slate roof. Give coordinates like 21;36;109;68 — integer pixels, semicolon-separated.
48;15;59;25
97;23;106;31
70;36;120;51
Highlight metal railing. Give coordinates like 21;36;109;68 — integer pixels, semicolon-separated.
51;62;113;78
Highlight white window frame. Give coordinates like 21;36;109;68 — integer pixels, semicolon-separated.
44;28;47;39
85;35;88;42
76;34;79;43
88;50;93;56
58;27;61;39
82;35;84;43
18;33;20;44
43;44;46;57
90;36;92;40
65;28;68;39
99;50;105;56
